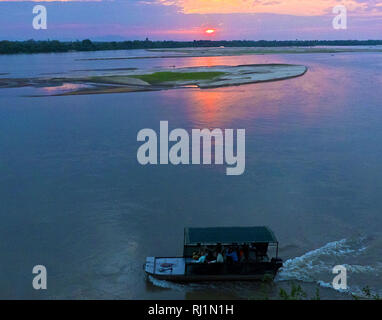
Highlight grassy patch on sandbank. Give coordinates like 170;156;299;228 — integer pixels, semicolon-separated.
130;71;225;84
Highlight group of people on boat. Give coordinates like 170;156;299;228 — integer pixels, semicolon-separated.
192;244;252;264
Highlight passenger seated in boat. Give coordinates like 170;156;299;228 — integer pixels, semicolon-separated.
208;250;224;264
239;247;245;262
242;244;249;261
206;249;215;262
195;251;207;263
216;251;224;263
207;250;216;264
249;243;258;261
225;248;232;264
225;248;238;263
192;251;200;260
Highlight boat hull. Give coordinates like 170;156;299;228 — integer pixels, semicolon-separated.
146;272;279;283
144;256;282;283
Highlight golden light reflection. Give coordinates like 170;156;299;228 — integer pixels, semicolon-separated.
159;56;351;131
182;86;284;129
193;56;222;68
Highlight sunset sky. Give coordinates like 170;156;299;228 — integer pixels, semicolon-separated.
1;0;382;40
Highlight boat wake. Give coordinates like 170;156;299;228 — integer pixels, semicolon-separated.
147;275;205;291
148;275;187;291
276;237;381;297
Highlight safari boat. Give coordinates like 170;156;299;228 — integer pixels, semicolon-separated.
144;226;283;282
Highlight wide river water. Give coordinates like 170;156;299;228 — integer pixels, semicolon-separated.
0;49;381;299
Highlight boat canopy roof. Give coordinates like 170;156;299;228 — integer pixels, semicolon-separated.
184;226;278;246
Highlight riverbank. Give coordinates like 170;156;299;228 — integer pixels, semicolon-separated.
1;39;382;55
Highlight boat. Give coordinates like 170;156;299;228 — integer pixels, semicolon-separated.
144;226;283;282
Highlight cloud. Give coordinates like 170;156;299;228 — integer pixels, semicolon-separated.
1;0;379;17
155;0;373;16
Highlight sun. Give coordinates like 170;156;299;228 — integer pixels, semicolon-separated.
205;29;216;35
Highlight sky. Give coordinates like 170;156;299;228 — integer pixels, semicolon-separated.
0;0;382;41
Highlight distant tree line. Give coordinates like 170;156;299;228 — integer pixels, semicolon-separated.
1;39;382;54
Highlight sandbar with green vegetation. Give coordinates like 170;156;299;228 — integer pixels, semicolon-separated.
0;64;307;96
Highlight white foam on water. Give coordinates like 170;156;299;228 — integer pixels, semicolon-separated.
277;238;367;281
148;275;187;291
276;237;381;297
147;275;206;291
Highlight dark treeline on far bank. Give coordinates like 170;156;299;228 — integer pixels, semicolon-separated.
1;39;382;54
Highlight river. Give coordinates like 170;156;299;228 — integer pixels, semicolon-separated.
0;49;381;299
